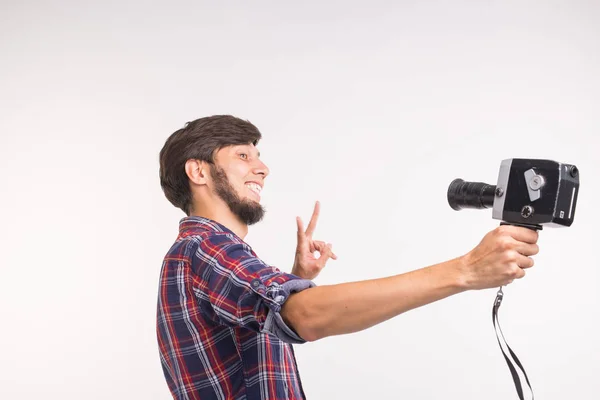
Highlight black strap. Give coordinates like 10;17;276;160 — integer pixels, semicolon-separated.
493;288;534;400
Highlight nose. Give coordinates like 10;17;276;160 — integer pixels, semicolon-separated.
253;159;270;179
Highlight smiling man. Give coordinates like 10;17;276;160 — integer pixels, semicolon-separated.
157;115;540;400
157;115;335;400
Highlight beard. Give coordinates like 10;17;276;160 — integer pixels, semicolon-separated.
209;164;266;226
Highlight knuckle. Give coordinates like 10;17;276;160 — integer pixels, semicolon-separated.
498;237;513;250
503;250;518;262
510;265;521;278
496;225;509;235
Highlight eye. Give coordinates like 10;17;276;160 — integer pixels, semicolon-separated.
239;153;248;160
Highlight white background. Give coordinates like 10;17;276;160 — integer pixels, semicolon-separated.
1;1;599;399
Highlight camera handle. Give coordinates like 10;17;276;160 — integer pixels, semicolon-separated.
494;222;542;400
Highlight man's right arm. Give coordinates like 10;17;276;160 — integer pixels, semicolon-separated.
281;225;539;342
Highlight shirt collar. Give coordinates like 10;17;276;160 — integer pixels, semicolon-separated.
178;216;237;239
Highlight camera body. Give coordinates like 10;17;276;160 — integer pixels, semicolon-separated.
448;158;580;229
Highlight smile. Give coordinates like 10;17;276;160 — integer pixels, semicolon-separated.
245;182;262;198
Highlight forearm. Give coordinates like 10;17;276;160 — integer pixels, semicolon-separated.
281;257;468;341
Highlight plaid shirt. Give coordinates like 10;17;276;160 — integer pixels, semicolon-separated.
157;216;315;399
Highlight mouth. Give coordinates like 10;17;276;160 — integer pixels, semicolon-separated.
245;182;263;200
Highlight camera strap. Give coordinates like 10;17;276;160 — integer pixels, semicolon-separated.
493;287;534;400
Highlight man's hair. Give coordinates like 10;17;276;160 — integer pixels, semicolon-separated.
159;115;262;215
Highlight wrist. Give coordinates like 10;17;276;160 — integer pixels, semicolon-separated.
453;254;472;291
291;265;304;278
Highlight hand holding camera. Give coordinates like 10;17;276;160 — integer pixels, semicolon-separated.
460;225;539;290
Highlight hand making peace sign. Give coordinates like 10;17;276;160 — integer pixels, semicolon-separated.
291;201;337;280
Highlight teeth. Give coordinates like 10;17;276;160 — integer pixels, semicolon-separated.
246;183;262;195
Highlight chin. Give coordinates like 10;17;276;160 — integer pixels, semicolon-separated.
244;195;261;205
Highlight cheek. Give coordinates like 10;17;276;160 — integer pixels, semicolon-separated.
229;164;251;186
226;170;247;194
219;160;251;193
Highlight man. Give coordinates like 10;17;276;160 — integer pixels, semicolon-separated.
157;115;539;400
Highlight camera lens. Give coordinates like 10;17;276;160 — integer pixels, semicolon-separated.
447;179;496;211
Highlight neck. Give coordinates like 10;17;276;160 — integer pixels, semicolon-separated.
190;202;248;240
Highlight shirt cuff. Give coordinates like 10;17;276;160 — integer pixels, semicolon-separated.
262;278;315;343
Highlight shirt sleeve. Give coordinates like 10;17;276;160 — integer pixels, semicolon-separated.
192;232;315;344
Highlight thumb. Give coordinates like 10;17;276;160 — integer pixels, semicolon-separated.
314;241;337;259
316;247;335;268
327;243;338;260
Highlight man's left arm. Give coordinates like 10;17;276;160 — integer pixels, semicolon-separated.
194;233;315;343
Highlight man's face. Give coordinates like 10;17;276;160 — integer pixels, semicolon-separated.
210;144;269;225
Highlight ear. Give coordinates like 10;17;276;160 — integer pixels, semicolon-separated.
185;159;209;186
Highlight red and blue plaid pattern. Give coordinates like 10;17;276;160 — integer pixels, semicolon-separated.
157;217;315;399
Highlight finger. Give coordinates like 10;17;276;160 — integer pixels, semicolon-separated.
296;217;307;246
312;240;325;248
514;267;526;279
502;225;539;244
517;255;535;269
305;201;321;238
314;241;337;261
316;246;334;268
310;240;326;254
515;242;539;257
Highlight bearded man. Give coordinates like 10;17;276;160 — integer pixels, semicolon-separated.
156;115;539;400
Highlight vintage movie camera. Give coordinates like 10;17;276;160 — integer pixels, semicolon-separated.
446;158;580;400
447;158;580;230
